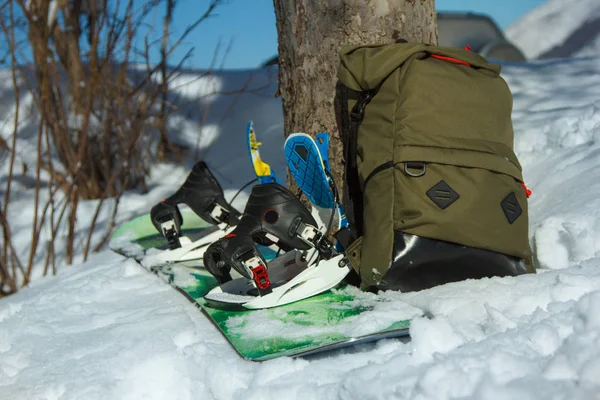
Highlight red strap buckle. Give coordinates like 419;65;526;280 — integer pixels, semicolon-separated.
251;265;270;290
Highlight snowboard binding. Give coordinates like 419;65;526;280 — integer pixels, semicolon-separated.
142;124;284;268
150;161;241;250
203;183;347;309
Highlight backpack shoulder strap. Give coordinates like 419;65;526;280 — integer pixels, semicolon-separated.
337;84;378;247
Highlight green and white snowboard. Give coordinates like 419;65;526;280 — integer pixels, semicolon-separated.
110;214;414;361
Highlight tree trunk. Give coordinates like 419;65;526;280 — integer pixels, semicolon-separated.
273;0;437;193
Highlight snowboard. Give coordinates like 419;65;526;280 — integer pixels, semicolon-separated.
110;210;414;361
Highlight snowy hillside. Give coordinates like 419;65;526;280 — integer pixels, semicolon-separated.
506;0;600;59
2;55;600;399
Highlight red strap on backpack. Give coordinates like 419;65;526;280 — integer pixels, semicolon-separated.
430;45;473;67
430;54;471;67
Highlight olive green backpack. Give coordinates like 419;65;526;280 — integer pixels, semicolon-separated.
336;42;534;292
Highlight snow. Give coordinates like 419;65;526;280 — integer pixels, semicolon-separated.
506;0;600;59
6;258;600;399
3;51;600;400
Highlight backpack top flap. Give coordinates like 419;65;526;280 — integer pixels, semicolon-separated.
338;43;501;91
337;41;521;178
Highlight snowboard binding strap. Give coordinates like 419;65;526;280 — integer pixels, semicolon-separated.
208;202;234;226
160;219;181;249
293;220;333;259
239;250;272;295
151;201;184;250
150;161;241;249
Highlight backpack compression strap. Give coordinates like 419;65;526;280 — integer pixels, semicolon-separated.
337;87;377;249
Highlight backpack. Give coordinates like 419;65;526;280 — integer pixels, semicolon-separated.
336;42;534;292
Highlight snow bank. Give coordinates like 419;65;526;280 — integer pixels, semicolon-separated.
2;54;600;400
503;57;600;270
506;0;600;59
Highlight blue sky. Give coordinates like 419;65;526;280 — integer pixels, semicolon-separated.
155;0;548;69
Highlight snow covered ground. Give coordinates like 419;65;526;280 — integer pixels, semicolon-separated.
2;56;600;400
506;0;600;59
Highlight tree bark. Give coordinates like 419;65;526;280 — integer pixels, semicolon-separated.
273;0;437;192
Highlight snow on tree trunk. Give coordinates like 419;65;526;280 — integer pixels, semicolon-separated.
273;0;437;192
